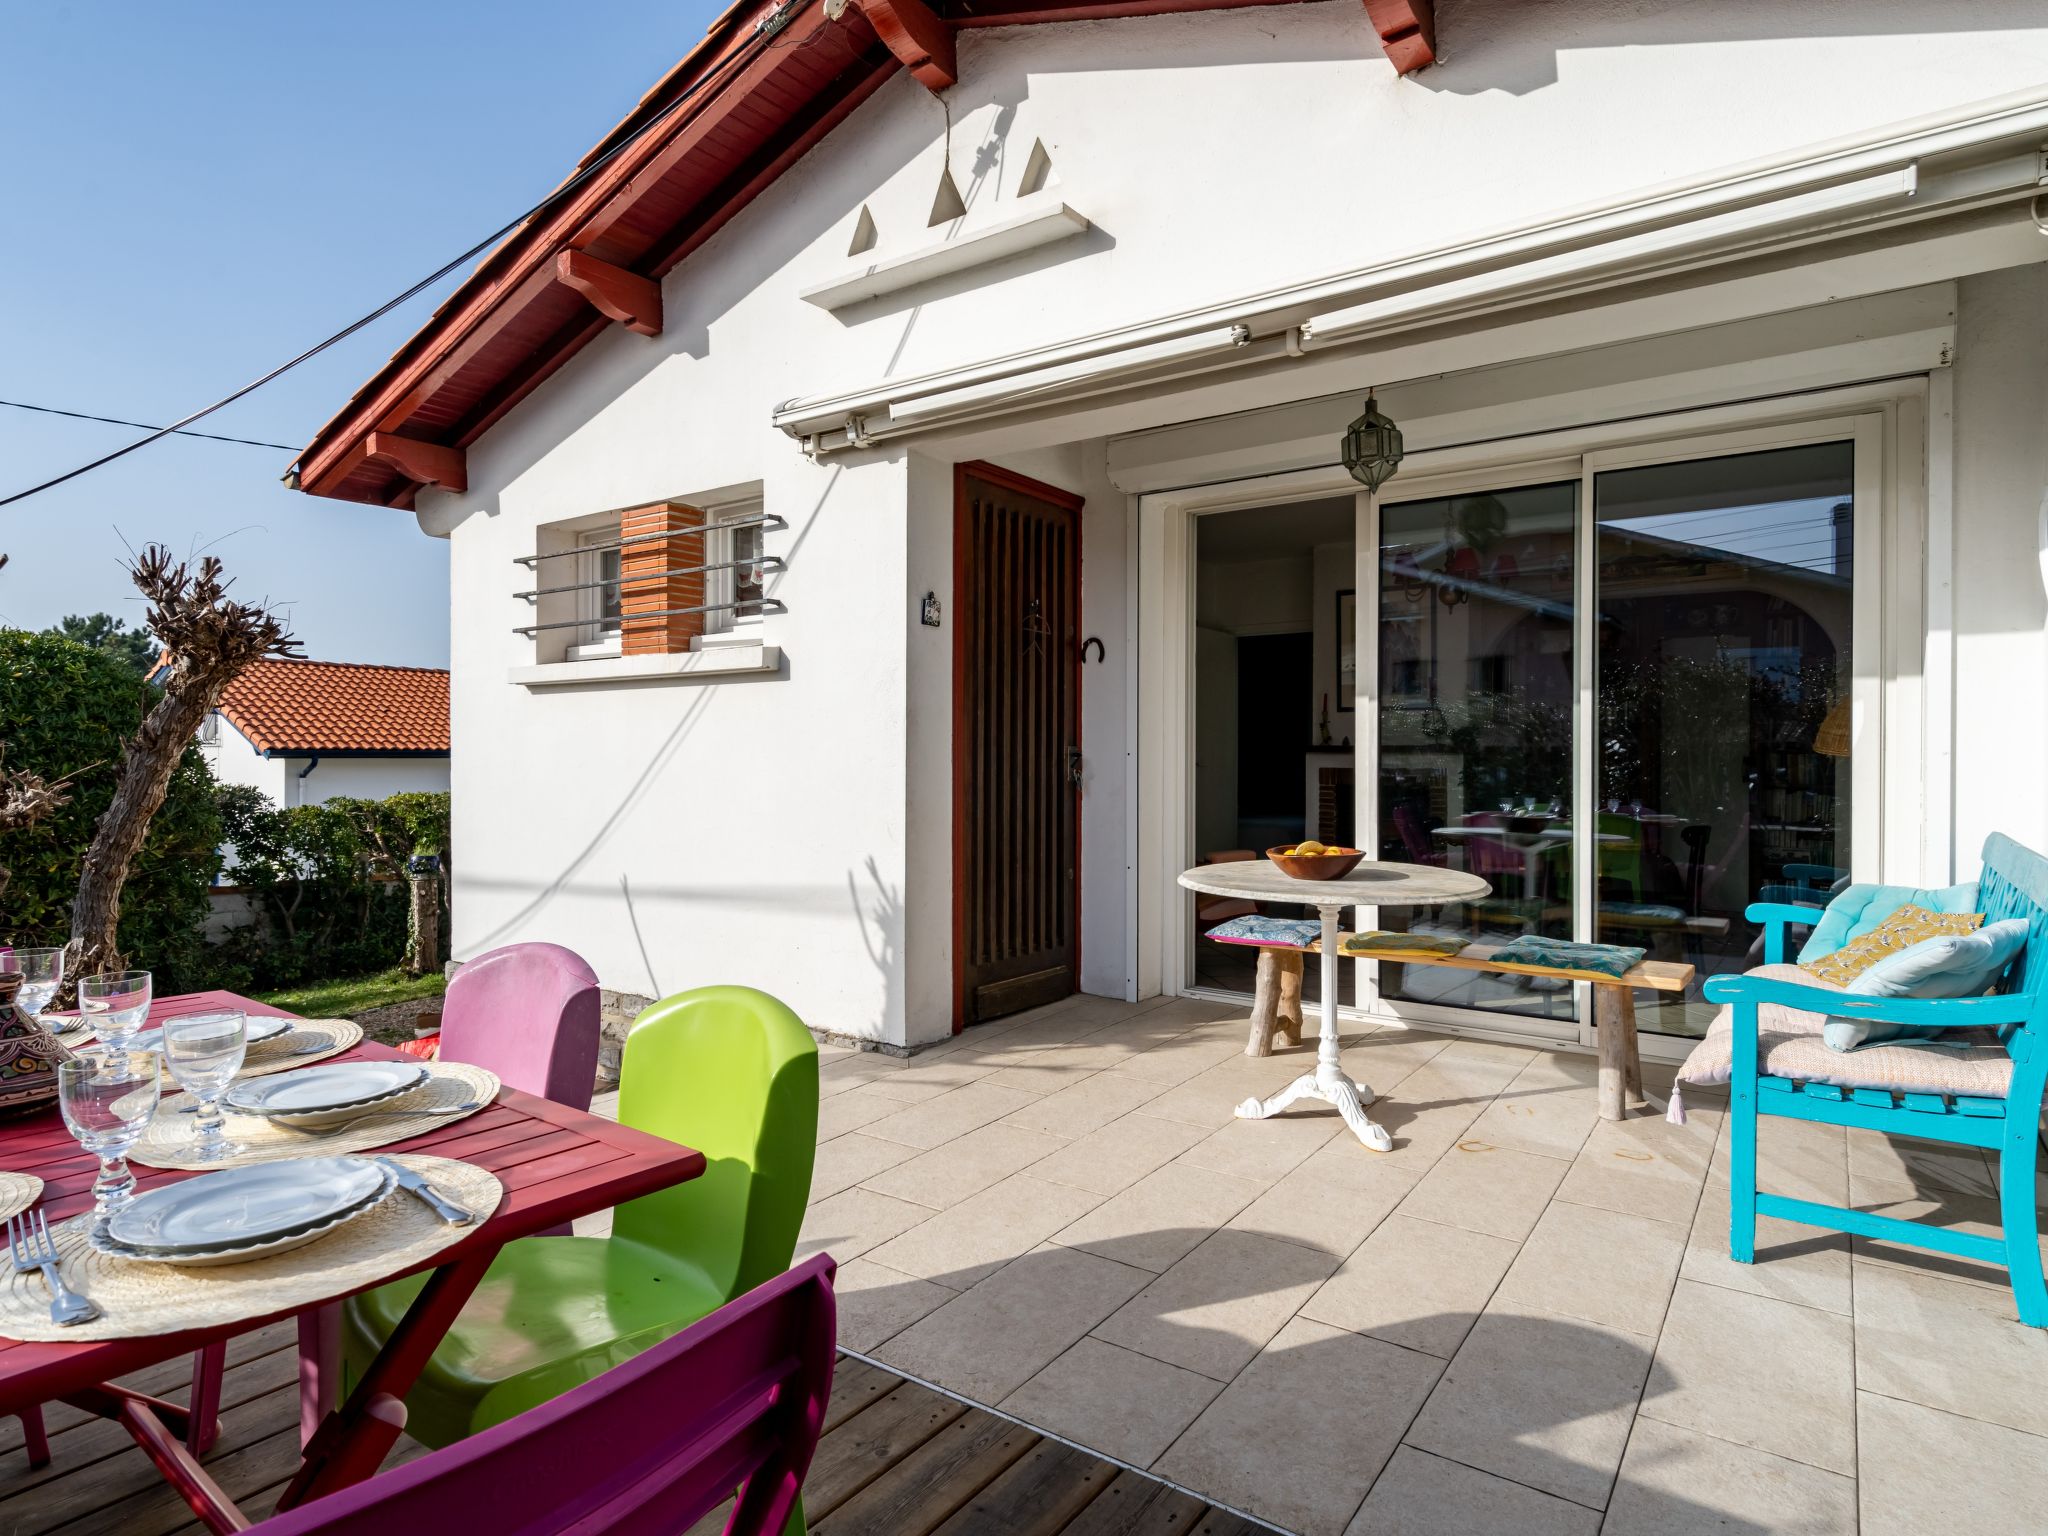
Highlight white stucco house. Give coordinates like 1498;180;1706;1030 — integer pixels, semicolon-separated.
197;658;451;810
291;0;2048;1062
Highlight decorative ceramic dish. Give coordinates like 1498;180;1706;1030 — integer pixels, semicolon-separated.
1266;844;1367;881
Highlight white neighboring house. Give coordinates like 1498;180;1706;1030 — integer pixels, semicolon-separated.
288;1;2048;1058
197;659;451;811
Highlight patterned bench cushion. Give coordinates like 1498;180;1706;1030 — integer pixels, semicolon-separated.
1204;915;1322;949
1675;963;2013;1104
1338;932;1470;957
1488;936;1645;980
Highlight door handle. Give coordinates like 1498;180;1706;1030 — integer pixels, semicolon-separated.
1067;748;1083;790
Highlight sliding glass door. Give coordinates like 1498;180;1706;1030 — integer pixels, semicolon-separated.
1363;425;1869;1043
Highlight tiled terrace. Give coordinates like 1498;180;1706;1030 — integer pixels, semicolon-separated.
785;991;2048;1535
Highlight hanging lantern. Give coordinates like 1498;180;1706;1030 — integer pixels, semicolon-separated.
1342;392;1405;491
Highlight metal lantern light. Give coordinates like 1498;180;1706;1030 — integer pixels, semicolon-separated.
1342;393;1404;491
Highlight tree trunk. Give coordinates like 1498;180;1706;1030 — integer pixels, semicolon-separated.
405;871;441;978
65;683;213;992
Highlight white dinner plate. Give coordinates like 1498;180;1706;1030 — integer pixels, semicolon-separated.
223;1061;428;1127
131;1016;293;1054
93;1161;397;1266
107;1155;388;1253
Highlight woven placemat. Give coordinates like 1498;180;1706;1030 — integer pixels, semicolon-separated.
0;1154;501;1343
132;1062;500;1171
229;1019;363;1078
0;1173;43;1223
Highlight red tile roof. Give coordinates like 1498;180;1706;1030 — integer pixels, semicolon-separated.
216;660;450;756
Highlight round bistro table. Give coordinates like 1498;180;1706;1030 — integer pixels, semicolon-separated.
1178;858;1491;1150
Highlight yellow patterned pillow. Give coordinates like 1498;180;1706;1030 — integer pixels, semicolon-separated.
1799;903;1983;986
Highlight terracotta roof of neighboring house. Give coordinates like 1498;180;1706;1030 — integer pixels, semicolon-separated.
215;660;450;757
292;0;1435;508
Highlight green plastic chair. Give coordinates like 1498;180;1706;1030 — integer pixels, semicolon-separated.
341;984;819;1448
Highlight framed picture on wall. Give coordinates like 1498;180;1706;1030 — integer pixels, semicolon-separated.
1337;588;1356;710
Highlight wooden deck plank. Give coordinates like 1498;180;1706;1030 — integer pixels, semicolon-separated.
1057;1467;1215;1536
804;1379;969;1517
823;1355;905;1432
812;1409;1039;1536
933;1437;1121;1536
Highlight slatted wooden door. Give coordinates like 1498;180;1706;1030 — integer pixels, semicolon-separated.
953;464;1083;1028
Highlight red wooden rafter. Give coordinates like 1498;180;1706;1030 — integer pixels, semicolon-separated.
554;249;664;337
1362;0;1434;73
855;0;958;92
363;433;468;494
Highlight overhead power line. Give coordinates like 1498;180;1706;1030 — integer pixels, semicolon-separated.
0;9;787;511
0;398;299;452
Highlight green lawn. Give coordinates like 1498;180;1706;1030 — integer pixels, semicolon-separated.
252;967;446;1019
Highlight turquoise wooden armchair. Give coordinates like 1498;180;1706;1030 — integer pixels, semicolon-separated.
1705;833;2048;1327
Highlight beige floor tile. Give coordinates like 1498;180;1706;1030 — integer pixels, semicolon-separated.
1404;1304;1652;1510
1053;1161;1268;1273
1848;1173;2043;1291
1712;1115;1847;1205
1602;1416;1857;1536
1136;1051;1322;1128
1681;1179;1853;1315
810;1131;918;1200
587;1089;619;1121
978;1062;1105;1096
1094;1228;1341;1381
861;1081;1045;1150
1155;1316;1442;1536
1029;1111;1208;1196
862;1121;1067;1209
1494;1202;1686;1338
815;1082;909;1142
1553;1113;1715;1226
1846;1127;1997;1197
1179;1112;1345;1186
1852;1263;2048;1437
1857;1391;2048;1536
1108;1028;1255;1086
1640;1279;1855;1474
1397;1138;1570;1241
1301;1215;1517;1359
1001;1337;1222;1467
818;1051;908;1094
1463;1052;1601;1161
1227;1140;1418;1255
863;1174;1104;1288
1345;1445;1599;1536
875;1241;1153;1402
830;1256;957;1351
999;1071;1163;1137
1338;1028;1455;1088
1421;1038;1540;1095
794;1186;933;1266
857;1054;1002;1103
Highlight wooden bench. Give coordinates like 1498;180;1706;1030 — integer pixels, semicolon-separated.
1233;938;1692;1121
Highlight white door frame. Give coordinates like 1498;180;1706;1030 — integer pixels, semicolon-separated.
1136;377;1933;1058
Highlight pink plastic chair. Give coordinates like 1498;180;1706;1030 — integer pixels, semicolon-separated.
237;1255;835;1535
185;943;605;1460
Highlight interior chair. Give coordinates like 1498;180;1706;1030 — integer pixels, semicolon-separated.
339;983;819;1445
232;1255;836;1536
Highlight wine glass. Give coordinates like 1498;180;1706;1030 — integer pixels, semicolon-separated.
79;970;152;1048
160;1011;247;1164
57;1049;160;1216
6;948;63;1028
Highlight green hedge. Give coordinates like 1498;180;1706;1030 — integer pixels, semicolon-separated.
0;629;221;989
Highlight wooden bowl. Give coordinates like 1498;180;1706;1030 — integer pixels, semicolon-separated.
1267;845;1366;881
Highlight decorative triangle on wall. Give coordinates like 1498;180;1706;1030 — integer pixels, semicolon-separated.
1018;139;1057;196
847;204;879;256
927;165;967;227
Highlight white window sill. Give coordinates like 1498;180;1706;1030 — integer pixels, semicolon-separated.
799;192;1089;311
510;643;781;689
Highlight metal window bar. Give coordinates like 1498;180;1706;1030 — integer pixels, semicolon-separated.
514;554;784;603
514;596;785;637
512;511;784;566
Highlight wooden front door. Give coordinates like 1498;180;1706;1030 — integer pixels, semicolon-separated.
953;463;1083;1029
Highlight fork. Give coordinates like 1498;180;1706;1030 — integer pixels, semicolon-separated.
9;1211;100;1327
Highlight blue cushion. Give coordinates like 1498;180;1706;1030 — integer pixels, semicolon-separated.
1204;915;1321;948
1797;881;1981;965
1821;918;2030;1051
1489;936;1645;979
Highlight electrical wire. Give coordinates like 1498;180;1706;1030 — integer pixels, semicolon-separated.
0;397;299;452
0;1;806;511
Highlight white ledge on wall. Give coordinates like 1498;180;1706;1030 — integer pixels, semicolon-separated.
510;643;781;689
799;191;1089;311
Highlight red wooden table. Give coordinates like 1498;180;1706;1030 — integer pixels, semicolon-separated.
0;990;703;1530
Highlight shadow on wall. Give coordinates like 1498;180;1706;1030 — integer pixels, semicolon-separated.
796;1227;1769;1533
1418;0;2045;96
848;855;904;1042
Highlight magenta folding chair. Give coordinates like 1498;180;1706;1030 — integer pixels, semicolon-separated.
242;1255;834;1534
179;943;604;1462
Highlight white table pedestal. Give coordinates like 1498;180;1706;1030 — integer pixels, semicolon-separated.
1232;902;1390;1151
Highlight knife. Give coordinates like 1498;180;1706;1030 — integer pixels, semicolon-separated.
376;1158;477;1226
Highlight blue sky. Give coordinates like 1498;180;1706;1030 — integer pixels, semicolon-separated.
0;1;721;666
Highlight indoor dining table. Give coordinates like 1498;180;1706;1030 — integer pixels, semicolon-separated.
0;989;703;1532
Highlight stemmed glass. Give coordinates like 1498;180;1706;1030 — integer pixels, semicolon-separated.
160;1011;247;1164
57;1049;160;1216
79;971;152;1049
6;948;63;1029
